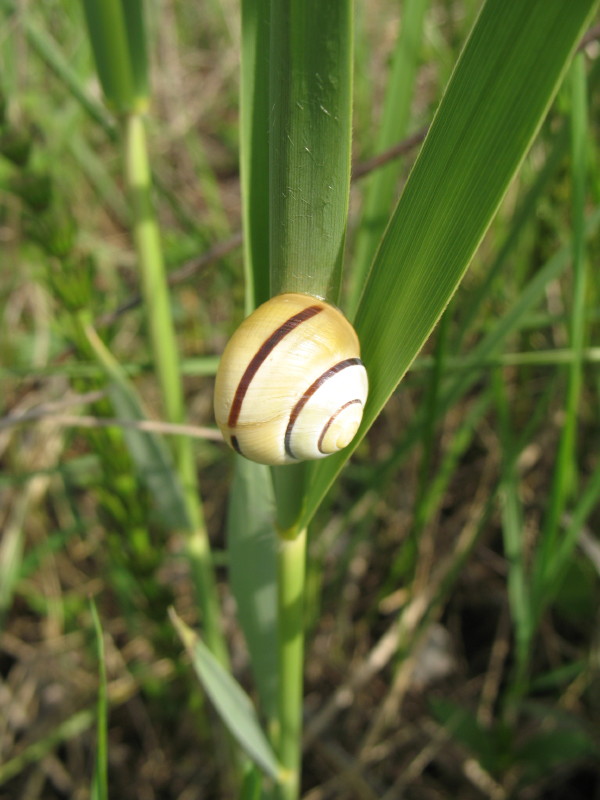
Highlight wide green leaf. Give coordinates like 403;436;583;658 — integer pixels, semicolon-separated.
269;0;353;300
301;0;599;529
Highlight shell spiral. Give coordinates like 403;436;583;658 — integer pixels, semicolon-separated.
214;293;369;466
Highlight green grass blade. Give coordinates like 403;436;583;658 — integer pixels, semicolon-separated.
439;209;600;413
383;385;492;590
82;323;191;531
227;458;278;719
68;133;130;225
0;489;26;628
170;611;283;782
240;765;263;800
549;457;600;593
90;600;108;800
534;53;590;605
414;388;491;541
451;120;570;354
81;0;135;113
120;0;149;104
240;0;271;310
269;0;353;300
81;0;148;113
123;114;185;430
16;10;117;138
0;708;96;786
493;370;532;696
349;0;429;316
120;113;228;666
356;0;596;427
301;0;599;530
514;703;599;776
346;208;600;523
409;312;450;550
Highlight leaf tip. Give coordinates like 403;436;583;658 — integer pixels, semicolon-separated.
168;606;197;651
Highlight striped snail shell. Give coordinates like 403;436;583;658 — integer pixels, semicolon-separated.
214;292;368;466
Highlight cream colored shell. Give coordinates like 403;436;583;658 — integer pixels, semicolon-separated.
214;293;368;465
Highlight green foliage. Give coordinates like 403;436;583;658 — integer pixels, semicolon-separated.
171;610;283;782
90;600;108;800
82;322;192;531
268;0;353;301
81;0;149;114
1;1;599;798
348;0;429;316
430;696;598;790
0;125;33;166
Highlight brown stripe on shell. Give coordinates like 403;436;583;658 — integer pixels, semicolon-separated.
317;398;363;454
227;304;323;428
230;435;243;456
284;358;363;459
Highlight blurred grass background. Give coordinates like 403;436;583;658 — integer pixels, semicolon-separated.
1;1;600;798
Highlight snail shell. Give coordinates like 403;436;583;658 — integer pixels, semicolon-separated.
214;293;368;465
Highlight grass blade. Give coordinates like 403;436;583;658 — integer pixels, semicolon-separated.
0;490;26;629
15;9;116;138
551;457;600;591
493;369;533;697
82;323;191;531
81;0;148;113
0;709;96;786
269;0;353;300
534;52;590;607
240;0;271;310
90;600;108;800
170;610;283;782
349;0;429;316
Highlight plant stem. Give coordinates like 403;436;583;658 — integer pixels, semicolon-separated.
276;527;307;800
123;114;182;425
123;112;227;666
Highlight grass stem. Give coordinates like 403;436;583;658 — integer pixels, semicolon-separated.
123;112;228;666
276;528;307;800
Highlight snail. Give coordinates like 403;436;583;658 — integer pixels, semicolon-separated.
214;292;368;465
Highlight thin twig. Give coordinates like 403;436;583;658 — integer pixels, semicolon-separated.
0;390;108;429
351;125;429;180
0;410;223;442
